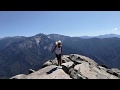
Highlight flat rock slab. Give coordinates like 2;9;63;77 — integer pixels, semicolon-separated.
11;65;71;79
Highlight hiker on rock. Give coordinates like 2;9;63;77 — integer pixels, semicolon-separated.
52;40;63;68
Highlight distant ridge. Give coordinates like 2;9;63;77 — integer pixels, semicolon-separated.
80;34;120;39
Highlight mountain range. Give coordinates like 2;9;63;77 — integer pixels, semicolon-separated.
0;33;120;78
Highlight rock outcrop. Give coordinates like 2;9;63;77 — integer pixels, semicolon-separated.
11;65;71;79
10;54;120;79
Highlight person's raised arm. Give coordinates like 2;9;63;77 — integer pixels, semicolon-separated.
52;45;57;53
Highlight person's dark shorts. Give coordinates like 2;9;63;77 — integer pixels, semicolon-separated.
56;54;61;59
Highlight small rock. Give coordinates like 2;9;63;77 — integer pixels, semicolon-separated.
100;64;108;68
29;69;35;74
42;60;53;68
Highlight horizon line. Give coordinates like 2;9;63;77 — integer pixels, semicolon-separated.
0;33;120;38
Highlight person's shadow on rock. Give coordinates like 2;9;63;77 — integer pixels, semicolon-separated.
46;67;57;74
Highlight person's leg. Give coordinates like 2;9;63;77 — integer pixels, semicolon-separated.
58;54;62;69
58;58;60;66
56;54;62;68
57;55;61;66
59;54;62;66
56;54;60;66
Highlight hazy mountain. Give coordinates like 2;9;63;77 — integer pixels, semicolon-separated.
96;34;120;38
79;36;94;39
80;34;120;39
0;36;26;50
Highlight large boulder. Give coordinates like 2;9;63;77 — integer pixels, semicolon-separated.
69;54;98;66
61;61;74;74
74;62;119;79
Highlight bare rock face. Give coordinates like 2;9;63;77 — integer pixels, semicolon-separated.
10;74;27;79
74;63;118;79
107;68;120;78
10;54;120;79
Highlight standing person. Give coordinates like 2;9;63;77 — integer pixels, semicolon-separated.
52;40;63;68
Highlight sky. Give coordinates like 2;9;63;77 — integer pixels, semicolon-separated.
0;11;120;38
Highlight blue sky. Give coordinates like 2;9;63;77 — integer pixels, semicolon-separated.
0;11;120;38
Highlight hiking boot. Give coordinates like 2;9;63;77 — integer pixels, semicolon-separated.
57;66;62;69
59;66;62;69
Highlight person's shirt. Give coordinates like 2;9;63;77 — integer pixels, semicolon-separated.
55;45;62;55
